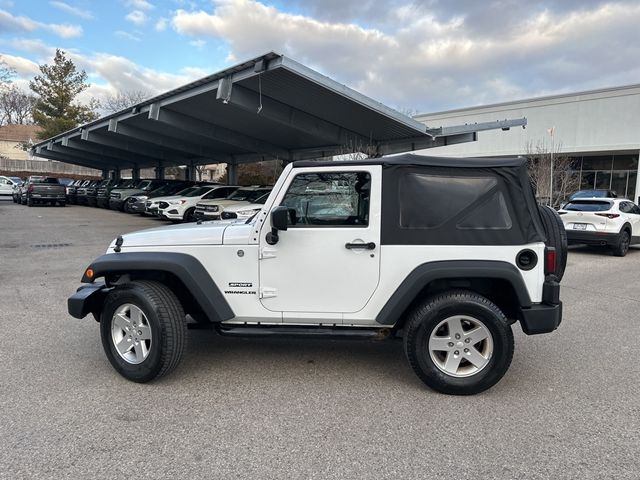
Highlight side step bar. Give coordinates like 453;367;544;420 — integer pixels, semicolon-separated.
215;324;394;340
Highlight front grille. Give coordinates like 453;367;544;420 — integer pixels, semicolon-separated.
110;193;121;199
158;201;169;209
146;201;152;207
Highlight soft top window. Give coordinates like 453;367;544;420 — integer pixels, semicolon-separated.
564;200;612;212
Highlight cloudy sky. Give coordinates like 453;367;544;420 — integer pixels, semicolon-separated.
1;0;639;114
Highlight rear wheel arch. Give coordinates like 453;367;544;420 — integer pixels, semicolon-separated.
377;261;531;329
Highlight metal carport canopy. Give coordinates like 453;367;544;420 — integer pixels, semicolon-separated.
31;52;527;172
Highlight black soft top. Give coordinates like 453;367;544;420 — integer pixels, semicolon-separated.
293;154;526;169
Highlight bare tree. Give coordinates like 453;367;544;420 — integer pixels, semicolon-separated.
526;140;580;207
101;89;151;114
333;136;379;161
0;85;37;125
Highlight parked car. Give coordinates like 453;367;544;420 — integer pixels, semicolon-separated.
65;179;83;204
96;179;135;208
558;198;640;256
68;155;564;394
17;176;44;204
126;181;195;214
11;179;24;203
195;187;272;221
85;179;112;207
158;184;238;222
76;180;100;205
22;176;66;207
109;179;172;212
0;175;22;197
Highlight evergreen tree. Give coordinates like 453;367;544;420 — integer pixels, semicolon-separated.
29;49;98;139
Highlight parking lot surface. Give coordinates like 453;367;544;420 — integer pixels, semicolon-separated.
1;198;639;479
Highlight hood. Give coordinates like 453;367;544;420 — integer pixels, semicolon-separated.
197;199;245;207
149;194;185;203
114;188;144;197
112;222;230;249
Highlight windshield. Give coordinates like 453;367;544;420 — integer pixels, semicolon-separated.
151;183;184;196
184;186;214;197
9;177;21;184
42;177;60;184
251;193;270;204
227;189;268;202
173;186;198;197
571;190;612;199
564;200;613;212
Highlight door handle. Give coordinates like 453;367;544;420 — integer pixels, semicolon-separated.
345;242;376;250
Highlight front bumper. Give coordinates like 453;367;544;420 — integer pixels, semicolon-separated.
194;211;220;221
128;201;147;213
566;229;618;246
109;198;124;210
96;196;109;207
160;208;183;220
68;283;109;320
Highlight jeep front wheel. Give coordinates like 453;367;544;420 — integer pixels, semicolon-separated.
100;280;187;383
404;291;514;395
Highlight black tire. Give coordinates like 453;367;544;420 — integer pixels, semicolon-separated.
100;280;187;383
183;207;196;223
404;290;514;395
612;229;630;257
27;197;33;207
538;205;567;280
59;201;66;207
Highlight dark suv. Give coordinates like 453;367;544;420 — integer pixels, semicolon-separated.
96;179;135;208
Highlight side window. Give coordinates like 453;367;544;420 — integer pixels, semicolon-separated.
281;171;371;227
619;202;632;213
631;204;640;215
212;188;231;199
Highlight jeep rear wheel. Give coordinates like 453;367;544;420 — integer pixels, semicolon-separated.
404;291;514;395
100;280;187;383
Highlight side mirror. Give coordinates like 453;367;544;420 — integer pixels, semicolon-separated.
266;206;296;245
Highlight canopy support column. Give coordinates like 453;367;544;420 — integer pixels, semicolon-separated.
155;165;165;180
132;167;140;181
227;163;238;185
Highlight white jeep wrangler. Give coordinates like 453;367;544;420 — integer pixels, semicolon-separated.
69;154;565;395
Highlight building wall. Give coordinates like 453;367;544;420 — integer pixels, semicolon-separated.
0;139;30;160
413;84;640;202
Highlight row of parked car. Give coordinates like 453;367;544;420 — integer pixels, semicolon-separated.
2;175;274;224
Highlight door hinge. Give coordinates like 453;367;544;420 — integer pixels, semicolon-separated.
259;247;277;260
259;287;278;299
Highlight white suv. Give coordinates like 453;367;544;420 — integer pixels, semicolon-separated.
195;186;272;221
157;185;238;222
559;198;640;256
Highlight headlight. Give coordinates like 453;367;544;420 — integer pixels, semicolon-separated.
169;199;186;205
237;208;260;216
135;196;148;201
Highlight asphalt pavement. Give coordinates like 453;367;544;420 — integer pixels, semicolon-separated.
0;197;638;479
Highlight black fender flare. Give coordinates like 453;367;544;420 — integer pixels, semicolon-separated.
375;260;532;326
76;252;234;322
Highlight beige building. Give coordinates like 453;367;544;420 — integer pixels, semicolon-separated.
0;124;41;160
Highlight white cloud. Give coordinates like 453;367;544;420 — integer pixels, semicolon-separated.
171;0;640;112
0;8;82;38
0;53;40;76
189;39;206;49
125;10;146;25
49;1;93;20
44;23;83;38
125;0;154;10
154;17;167;31
115;30;141;41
